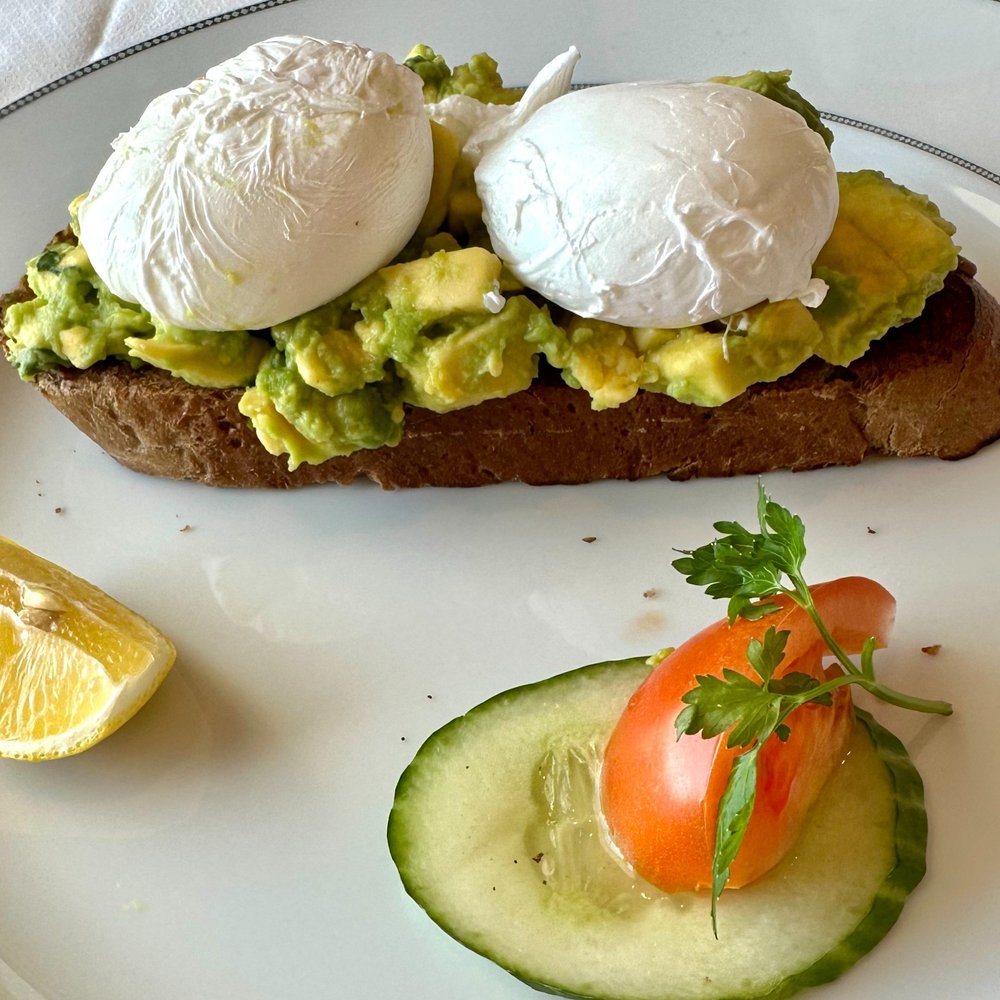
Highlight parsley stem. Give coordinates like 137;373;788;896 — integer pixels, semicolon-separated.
785;572;863;674
785;573;952;716
785;659;953;716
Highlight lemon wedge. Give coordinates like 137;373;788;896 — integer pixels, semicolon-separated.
0;536;176;760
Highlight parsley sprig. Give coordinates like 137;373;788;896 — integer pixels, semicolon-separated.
671;483;952;934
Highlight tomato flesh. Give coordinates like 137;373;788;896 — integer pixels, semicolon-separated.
600;577;895;893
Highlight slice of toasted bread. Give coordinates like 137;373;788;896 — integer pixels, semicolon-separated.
2;262;999;489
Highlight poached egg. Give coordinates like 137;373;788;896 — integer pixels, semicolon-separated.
77;35;434;331
475;81;839;328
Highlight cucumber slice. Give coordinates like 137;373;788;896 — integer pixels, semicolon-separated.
388;657;927;1000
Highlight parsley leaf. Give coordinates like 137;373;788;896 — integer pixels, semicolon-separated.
673;482;952;935
745;627;788;683
672;486;806;624
711;744;761;934
675;667;782;747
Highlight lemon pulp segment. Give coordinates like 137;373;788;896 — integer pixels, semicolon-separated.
0;537;175;759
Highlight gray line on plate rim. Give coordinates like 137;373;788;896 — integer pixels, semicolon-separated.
818;111;1000;187
0;0;300;119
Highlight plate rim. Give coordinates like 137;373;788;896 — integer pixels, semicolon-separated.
0;0;302;120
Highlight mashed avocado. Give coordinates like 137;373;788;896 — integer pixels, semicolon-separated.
534;298;824;409
0;57;961;469
239;353;406;464
237;245;560;467
5;239;269;388
5;241;151;376
403;45;522;105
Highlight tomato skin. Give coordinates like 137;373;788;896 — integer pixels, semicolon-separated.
600;577;895;893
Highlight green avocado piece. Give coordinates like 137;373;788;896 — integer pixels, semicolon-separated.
368;248;550;412
549;298;823;410
641;299;824;406
244;246;552;454
711;69;834;148
380;246;502;316
125;321;268;388
272;298;385;398
358;248;550;413
810;170;959;365
238;350;404;469
415;121;462;238
399;296;550;412
345;247;502;363
404;45;521;105
3;241;151;376
403;45;519;242
528;317;655;410
2;237;267;389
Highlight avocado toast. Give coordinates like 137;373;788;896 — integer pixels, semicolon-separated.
3;44;1000;488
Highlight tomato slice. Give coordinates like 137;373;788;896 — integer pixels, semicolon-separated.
600;576;895;893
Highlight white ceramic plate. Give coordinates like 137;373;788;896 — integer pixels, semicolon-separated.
1;3;998;998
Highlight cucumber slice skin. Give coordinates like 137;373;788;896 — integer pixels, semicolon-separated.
739;709;927;1000
388;658;927;1000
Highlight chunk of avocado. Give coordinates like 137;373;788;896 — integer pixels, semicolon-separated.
811;170;959;365
347;247;505;366
399;296;551;412
125;322;269;388
250;246;555;456
379;246;502;316
404;45;522;105
273;299;385;398
239;350;404;469
4;241;152;375
4;238;268;388
537;317;656;410
640;299;823;406
553;299;822;409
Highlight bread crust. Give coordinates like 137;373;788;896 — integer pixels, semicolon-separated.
3;263;999;489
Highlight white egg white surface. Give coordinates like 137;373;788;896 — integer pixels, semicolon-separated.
77;35;434;331
426;46;580;169
476;81;839;328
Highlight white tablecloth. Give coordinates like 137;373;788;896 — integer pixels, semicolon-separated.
1;0;256;110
